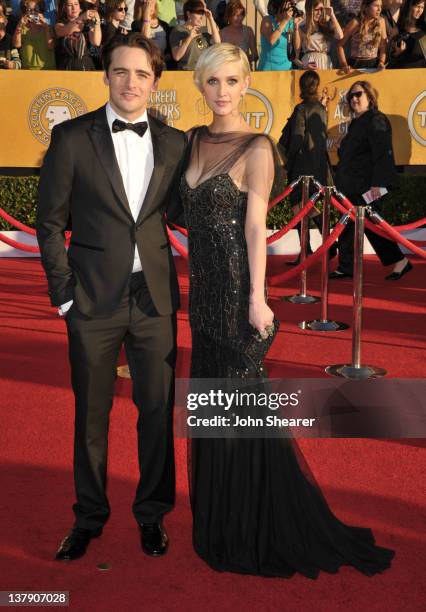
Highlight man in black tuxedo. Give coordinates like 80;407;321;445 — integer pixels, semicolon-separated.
36;34;186;561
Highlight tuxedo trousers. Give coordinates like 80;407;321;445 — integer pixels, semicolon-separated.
336;196;405;274
65;271;176;531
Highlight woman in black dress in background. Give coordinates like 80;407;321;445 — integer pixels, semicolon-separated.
181;43;394;577
280;69;336;263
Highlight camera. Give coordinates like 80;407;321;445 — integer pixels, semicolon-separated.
82;16;98;31
393;32;409;48
279;1;303;18
289;2;304;18
27;9;40;23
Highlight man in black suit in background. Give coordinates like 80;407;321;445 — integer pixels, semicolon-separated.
36;34;186;561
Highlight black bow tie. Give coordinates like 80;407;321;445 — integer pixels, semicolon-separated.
112;118;148;138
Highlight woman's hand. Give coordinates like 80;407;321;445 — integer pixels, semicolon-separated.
249;300;274;336
188;25;201;39
69;21;83;35
293;16;303;30
392;40;406;55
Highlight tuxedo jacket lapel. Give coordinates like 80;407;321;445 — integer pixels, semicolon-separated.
88;106;133;220
136;115;167;225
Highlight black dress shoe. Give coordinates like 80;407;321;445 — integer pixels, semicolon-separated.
55;527;102;561
329;269;353;279
385;260;413;281
139;523;168;556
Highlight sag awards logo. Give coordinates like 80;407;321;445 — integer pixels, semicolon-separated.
28;88;87;145
408;91;426;147
327;88;349;151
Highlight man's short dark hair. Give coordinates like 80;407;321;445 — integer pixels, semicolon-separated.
102;33;165;79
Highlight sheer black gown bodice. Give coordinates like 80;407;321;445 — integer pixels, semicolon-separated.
180;126;394;578
181;172;251;377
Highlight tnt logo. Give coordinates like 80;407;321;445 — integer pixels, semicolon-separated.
243;88;273;133
408;91;426;147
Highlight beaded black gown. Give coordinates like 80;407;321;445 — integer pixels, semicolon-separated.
180;126;394;578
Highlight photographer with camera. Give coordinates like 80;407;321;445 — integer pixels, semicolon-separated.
388;0;426;68
102;0;128;46
12;0;55;69
0;14;21;68
55;0;102;70
297;0;343;68
257;0;303;70
132;0;176;68
337;0;387;71
170;0;220;70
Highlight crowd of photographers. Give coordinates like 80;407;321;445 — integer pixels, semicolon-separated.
0;0;424;70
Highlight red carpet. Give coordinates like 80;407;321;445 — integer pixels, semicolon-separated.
0;256;425;611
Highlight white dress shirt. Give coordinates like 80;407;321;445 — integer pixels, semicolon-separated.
106;102;154;273
59;103;154;316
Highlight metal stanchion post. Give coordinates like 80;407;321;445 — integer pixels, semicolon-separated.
284;175;320;304
326;206;386;379
300;187;349;331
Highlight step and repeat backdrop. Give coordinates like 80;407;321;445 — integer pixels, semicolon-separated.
0;69;425;167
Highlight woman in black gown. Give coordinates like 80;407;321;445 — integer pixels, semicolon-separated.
180;42;394;578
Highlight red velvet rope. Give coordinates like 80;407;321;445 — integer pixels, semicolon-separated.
0;231;40;253
167;227;188;258
370;217;426;259
1;173;423;258
394;218;426;231
331;194;389;239
267;216;349;286
267;196;317;245
332;192;426;237
267;177;301;211
332;194;426;257
0;207;37;235
168;222;188;237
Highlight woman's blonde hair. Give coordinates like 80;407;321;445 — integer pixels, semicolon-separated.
193;43;250;91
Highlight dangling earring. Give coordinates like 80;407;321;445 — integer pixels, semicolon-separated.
239;94;247;116
196;96;210;116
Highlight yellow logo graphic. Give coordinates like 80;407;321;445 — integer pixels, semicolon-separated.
28;88;87;145
408;91;426;147
244;88;273;133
